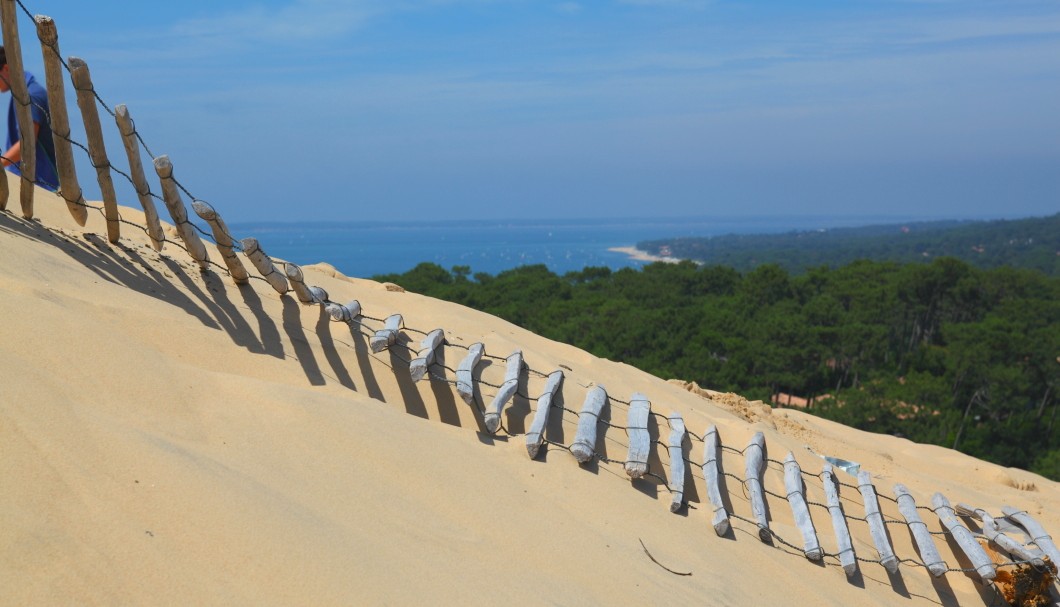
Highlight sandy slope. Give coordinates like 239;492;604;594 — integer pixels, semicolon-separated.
2;184;1057;606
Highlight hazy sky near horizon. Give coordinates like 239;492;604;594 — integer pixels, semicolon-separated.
8;0;1060;222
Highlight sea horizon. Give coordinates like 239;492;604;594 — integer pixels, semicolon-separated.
228;212;1024;279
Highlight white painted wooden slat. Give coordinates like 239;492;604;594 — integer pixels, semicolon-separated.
893;484;946;577
1002;506;1060;569
822;464;857;576
409;329;445;381
369;314;403;353
783;453;821;561
153;155;210;270
934;493;995;582
624;393;651;479
744;432;770;542
570;386;608;463
957;503;1046;568
484;351;523;434
702;425;730;536
525;370;564;459
667;412;687;513
858;471;898;574
455;343;484;405
191;200;249;284
240;238;289;294
285;263;327;304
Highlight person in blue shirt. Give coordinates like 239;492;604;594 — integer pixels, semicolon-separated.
0;46;59;192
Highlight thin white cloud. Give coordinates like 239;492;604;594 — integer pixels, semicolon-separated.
616;0;711;8
171;0;377;45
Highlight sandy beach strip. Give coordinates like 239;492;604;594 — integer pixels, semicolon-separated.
608;245;688;264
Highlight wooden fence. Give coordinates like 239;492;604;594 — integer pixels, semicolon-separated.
0;3;1056;605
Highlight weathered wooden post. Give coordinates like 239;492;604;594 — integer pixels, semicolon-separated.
1;0;37;219
624;393;651;479
1001;506;1060;569
190;200;248;284
0;164;7;210
702;425;730;536
409;329;444;381
240;237;289;294
114;105;164;251
957;503;1047;568
455;343;484;405
34;15;87;226
484;350;523;434
858;471;898;573
822;464;857;576
153;155;209;270
326;299;361;322
744;432;770;542
570;385;608;464
67;56;119;242
369;313;402;353
284;262;327;304
783;453;822;561
667;412;687;513
892;485;947;577
525;370;563;459
933;492;996;582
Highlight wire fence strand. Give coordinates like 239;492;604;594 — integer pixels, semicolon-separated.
1;3;1053;601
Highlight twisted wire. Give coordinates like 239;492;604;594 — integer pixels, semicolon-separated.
2;0;1050;592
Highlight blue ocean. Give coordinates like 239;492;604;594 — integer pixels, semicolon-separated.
228;215;917;279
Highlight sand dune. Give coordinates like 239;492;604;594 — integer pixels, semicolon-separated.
2;184;1057;606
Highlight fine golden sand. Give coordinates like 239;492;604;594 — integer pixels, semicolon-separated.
2;182;1057;606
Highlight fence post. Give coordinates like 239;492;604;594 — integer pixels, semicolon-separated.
455;343;484;405
484;350;522;434
822;464;857;576
783;453;822;561
702;425;730;536
857;471;898;573
152;155;209;270
1001;506;1060;569
933;492;996;582
525;370;563;459
33;15;87;226
624;393;651;479
0;164;7;210
67;57;119;242
744;432;770;542
570;385;607;464
326;299;361;322
892;484;947;577
240;237;289;294
190;200;249;284
408;328;444;381
284;262;327;304
0;0;38;219
114;105;164;251
667;412;686;513
369;313;402;353
956;503;1047;569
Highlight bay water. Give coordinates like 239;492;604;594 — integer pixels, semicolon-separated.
229;215;915;279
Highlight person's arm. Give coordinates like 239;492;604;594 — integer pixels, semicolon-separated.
1;138;21;168
1;121;41;168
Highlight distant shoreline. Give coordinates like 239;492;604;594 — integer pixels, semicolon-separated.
608;246;687;264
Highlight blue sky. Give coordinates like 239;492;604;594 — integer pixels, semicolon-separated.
8;0;1060;221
